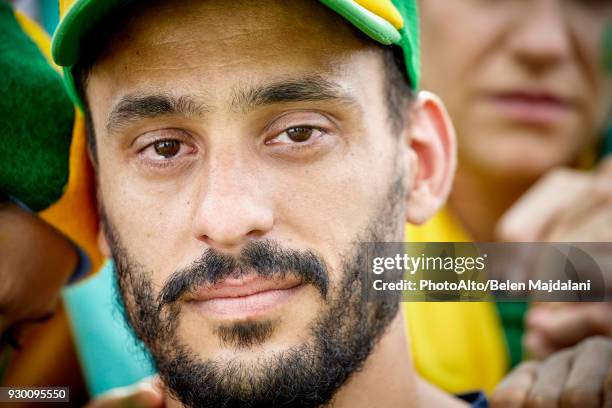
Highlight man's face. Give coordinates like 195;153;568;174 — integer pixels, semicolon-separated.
86;0;414;406
421;0;612;177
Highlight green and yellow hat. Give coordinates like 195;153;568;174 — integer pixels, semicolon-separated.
51;0;420;110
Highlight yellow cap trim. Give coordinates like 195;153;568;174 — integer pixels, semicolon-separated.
354;0;403;29
58;0;404;30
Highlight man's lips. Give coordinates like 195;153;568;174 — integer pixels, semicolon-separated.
187;275;304;318
486;90;575;125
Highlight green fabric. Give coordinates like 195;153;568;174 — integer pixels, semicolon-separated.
51;0;420;110
496;301;528;369
0;1;74;211
391;0;420;89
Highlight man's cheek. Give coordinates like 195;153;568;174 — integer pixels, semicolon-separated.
103;190;191;271
275;163;379;235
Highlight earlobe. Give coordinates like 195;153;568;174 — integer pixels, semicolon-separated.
404;91;457;225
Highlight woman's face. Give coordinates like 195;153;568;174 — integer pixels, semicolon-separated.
421;0;612;178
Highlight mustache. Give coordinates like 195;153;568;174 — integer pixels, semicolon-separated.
157;240;329;306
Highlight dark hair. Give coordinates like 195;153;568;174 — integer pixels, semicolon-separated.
73;7;413;161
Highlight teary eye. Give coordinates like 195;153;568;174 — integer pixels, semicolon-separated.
1;328;23;351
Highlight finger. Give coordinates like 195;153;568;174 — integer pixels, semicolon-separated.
561;337;612;408
496;169;589;242
544;186;612;241
524;330;558;360
527;304;612;349
85;381;164;408
151;376;164;394
525;349;573;408
491;361;538;408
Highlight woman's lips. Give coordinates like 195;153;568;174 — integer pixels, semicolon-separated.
486;91;575;126
187;275;304;319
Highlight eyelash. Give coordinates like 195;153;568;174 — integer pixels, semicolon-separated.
267;126;327;147
138;138;194;168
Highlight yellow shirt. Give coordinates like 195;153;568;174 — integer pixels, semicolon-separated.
403;208;508;394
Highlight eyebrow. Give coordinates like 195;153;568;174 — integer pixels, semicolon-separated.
232;75;358;113
106;94;208;133
20;312;55;325
105;76;358;133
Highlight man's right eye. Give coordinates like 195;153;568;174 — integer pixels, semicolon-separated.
140;138;195;164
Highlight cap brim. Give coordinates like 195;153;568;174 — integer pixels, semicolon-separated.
52;0;415;110
52;0;125;67
53;0;402;66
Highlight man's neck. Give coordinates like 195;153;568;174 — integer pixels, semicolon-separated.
331;310;466;408
449;164;535;241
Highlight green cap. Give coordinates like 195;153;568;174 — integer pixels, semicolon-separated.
51;0;420;110
1;1;74;211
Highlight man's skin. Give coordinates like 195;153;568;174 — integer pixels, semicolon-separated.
81;0;461;406
0;200;77;352
420;0;612;358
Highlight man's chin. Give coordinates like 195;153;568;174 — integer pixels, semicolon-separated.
180;322;316;364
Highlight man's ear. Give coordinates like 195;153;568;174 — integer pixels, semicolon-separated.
403;91;457;225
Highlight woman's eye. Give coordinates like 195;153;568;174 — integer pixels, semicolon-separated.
1;329;23;351
153;140;181;158
273;127;324;144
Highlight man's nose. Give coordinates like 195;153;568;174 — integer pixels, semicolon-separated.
509;0;571;73
191;155;274;251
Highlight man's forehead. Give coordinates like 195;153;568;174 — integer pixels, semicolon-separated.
103;0;371;59
87;0;382;126
88;0;377;96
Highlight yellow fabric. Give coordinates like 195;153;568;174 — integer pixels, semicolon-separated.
354;0;404;29
13;10;56;68
403;208;508;394
15;11;103;274
40;111;103;273
59;0;73;19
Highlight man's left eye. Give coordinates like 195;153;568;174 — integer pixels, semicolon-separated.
273;127;323;144
153;140;181;158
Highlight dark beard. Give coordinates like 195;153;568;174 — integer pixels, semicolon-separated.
104;171;406;408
